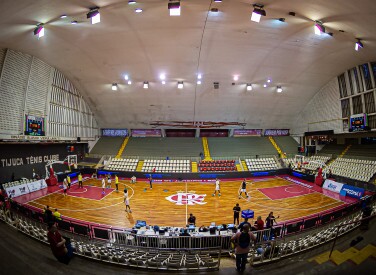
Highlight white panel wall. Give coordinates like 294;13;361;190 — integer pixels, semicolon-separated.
291;78;343;135
0;48;98;140
25;57;51;116
0;49;32;134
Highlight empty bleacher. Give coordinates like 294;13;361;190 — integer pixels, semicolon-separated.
316;144;346;156
141;159;191;173
106;158;139;172
344;144;376;160
122;138;202;158
245;158;279;171
273;136;299;154
207;137;277;157
323;158;376;182
90;137;125;156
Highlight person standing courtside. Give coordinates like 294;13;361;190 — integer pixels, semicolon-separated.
78;173;83;188
233;203;241;225
188;213;196;226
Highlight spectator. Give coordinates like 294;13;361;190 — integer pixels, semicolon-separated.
231;224;256;272
233;203;241;225
47;223;73;264
179;229;191;237
266;212;279;228
188;213;196;226
53;208;62;221
44;205;54;223
238;218;251;232
254;216;264;230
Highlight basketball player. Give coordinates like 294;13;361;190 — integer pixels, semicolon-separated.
107;174;112;189
62;178;68;197
78;173;83;188
101;177;106;194
66;175;71;189
149;175;153;189
115;174;119;192
239;179;249;199
213;178;221;196
124;195;131;213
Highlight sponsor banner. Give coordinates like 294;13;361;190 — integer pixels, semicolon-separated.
264;129;290;136
233;129;262;137
101;129;128;137
323;179;344;193
131;129;162;137
27;179;47;193
341;184;364;199
5;183;29;198
284;176;314;189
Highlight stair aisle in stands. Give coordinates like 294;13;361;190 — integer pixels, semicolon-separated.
136;160;144;172
202;137;212;160
116;137;129;158
268;136;285;158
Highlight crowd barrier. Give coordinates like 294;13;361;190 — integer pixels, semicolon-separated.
8;197;368;250
1;196;374;270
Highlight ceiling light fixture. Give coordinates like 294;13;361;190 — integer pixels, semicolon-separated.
87;7;100;24
197;74;202;79
267;78;271;83
276;86;283;93
112;83;118;91
314;21;325;35
355;39;363;51
127;80;132;85
33;24;45;38
71;20;78;24
128;0;137;4
143;81;149;89
197;80;202;85
159;73;166;80
246;84;253;91
251;4;266;23
135;8;143;13
233;75;239;81
124;74;129;80
162;80;166;85
177;81;184;89
263;84;267;88
60;15;67;19
214;82;219;89
168;1;181;16
214;0;222;2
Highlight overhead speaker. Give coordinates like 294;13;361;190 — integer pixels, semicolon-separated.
77;137;81;142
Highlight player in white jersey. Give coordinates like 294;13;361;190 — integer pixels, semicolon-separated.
101;177;106;194
212;178;221;196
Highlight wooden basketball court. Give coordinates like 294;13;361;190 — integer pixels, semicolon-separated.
26;176;345;228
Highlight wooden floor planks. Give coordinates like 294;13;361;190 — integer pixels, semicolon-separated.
27;177;344;228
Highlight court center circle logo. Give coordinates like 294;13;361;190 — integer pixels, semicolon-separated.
165;193;207;205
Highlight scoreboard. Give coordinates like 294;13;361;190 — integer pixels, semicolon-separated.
24;115;45;136
349;113;368;132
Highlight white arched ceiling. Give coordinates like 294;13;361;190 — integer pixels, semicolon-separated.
0;0;375;129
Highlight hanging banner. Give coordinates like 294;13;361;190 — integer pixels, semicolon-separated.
131;129;162;137
264;129;290;136
233;129;262;137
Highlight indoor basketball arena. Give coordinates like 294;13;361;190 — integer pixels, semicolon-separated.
0;1;376;274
